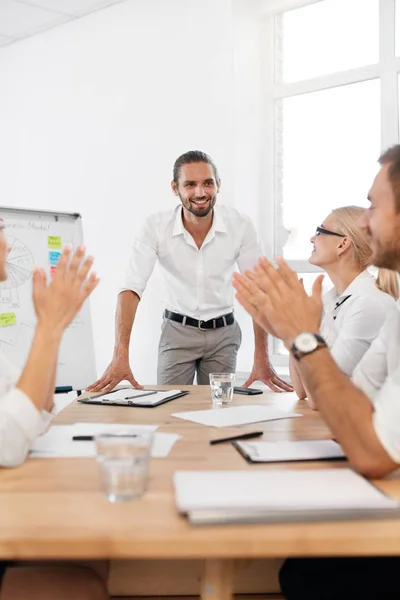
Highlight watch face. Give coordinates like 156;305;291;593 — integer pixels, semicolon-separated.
295;332;318;353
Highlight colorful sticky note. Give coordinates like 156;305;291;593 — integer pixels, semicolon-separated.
48;236;62;250
50;266;57;278
0;312;16;327
49;251;61;266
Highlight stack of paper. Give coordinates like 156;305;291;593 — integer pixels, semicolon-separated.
174;469;400;524
172;405;301;428
31;423;180;459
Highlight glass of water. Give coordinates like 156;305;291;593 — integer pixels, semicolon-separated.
209;372;235;405
95;430;153;502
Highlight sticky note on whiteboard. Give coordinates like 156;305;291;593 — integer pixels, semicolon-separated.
48;236;62;250
48;251;61;266
0;313;16;327
50;266;57;278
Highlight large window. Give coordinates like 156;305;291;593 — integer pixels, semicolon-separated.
269;0;400;363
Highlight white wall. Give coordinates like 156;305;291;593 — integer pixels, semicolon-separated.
0;0;244;383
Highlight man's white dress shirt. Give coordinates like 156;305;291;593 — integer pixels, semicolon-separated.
352;307;400;463
320;271;397;376
122;205;263;321
0;353;48;467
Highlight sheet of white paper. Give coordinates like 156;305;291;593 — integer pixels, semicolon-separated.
236;439;345;462
172;405;301;427
174;469;400;513
92;389;158;402
30;424;179;458
72;423;158;435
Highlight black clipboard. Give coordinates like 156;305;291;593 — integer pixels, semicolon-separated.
233;439;347;464
78;390;189;408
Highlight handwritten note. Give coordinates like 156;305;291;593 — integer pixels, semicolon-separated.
48;251;61;266
0;313;16;327
48;236;62;250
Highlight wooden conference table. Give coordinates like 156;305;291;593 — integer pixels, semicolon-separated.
0;386;400;599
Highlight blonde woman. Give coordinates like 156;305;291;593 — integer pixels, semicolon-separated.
290;206;399;406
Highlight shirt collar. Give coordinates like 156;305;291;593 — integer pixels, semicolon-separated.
340;270;376;298
323;270;376;308
172;205;227;237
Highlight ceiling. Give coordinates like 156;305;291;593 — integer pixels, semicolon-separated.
0;0;128;48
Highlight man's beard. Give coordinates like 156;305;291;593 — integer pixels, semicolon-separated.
180;194;216;218
370;229;400;271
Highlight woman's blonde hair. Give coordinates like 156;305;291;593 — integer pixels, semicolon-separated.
332;205;399;300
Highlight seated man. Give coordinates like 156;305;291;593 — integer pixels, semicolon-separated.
232;145;400;600
0;230;108;599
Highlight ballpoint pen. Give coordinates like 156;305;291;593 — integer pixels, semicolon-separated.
210;431;263;445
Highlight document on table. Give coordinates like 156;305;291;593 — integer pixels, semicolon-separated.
79;389;188;407
172;405;301;428
174;468;400;525
234;439;346;463
30;423;180;459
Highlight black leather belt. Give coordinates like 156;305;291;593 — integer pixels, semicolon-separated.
164;310;234;330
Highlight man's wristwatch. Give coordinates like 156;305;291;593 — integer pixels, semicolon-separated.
291;332;327;361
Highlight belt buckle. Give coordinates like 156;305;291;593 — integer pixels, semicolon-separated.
198;320;207;330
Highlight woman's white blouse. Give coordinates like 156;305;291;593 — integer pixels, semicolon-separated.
320;271;397;376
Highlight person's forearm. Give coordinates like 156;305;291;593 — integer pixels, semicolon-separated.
44;359;58;412
298;348;396;476
253;321;268;358
289;355;307;400
113;291;140;359
16;325;62;412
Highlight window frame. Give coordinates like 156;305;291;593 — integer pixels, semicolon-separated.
264;0;400;365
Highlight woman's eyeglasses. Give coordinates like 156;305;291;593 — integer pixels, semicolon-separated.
315;226;346;238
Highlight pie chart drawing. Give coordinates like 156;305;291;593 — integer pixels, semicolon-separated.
0;237;34;290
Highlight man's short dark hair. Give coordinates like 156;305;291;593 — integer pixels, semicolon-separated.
379;145;400;212
173;151;220;184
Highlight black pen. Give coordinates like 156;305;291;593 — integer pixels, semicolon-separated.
72;434;139;441
210;431;264;445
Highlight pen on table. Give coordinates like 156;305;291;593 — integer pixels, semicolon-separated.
210;431;264;445
72;434;139;441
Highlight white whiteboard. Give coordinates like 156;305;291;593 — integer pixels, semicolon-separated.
0;207;96;391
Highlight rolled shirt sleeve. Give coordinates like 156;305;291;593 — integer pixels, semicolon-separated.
236;216;264;273
329;296;389;377
120;217;159;298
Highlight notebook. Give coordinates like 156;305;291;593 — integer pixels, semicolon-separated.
78;388;189;407
234;439;346;463
174;469;400;525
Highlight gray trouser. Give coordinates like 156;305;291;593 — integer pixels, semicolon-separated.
157;317;242;385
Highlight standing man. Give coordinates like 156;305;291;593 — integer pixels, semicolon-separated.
88;150;292;392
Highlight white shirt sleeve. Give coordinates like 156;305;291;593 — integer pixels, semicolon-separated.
236;217;263;273
373;369;400;463
120;217;159;298
352;321;389;401
329;296;388;377
0;388;46;467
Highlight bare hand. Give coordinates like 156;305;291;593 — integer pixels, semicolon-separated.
243;358;294;393
233;271;280;337
86;357;143;393
33;245;99;335
233;256;324;348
